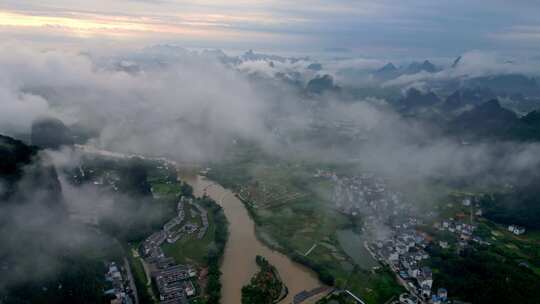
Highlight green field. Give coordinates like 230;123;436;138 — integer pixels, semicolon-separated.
207;142;540;303
128;249;157;303
208;155;404;304
162;204;217;265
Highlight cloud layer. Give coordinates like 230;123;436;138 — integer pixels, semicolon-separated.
0;44;272;161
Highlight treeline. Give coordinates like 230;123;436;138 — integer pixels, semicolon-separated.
241;255;283;304
480;181;540;229
127;254;154;304
289;253;335;286
2;255;106;304
198;195;229;304
427;245;540;304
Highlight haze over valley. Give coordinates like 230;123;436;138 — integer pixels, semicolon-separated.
2;2;540;304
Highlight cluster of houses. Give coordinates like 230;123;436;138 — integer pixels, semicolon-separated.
370;228;440;301
165;199;187;243
160;197;209;244
316;172;498;303
189;200;208;239
435;219;475;241
142;230;167;262
152;260;196;304
398;288;448;304
316;170;413;221
433;217;490;248
140;196;204;304
104;262;135;304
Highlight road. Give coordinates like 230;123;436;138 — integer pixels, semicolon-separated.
304;243;318;256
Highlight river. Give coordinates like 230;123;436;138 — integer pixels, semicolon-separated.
76;145;322;303
180;174;322;304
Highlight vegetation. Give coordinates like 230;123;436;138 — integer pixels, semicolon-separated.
241;256;284;304
208;147;404;304
0;134;50;201
426;244;540;304
30;117;74;149
161;196;227;265
203;196;229;304
317;292;359;304
127;250;155;304
481;182;540;229
2;255;107;304
159;181;229;304
0;134;117;304
0;145;202;304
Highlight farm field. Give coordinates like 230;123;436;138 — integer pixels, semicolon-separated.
208;155;404;304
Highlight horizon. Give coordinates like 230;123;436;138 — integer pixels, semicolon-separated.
2;1;540;58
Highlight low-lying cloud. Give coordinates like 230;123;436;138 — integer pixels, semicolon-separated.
0;44;271;161
2;43;540;291
2;43;540;184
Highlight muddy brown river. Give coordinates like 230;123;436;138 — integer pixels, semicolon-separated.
76;146;322;303
181;174;322;304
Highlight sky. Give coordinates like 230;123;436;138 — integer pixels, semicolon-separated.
1;0;540;57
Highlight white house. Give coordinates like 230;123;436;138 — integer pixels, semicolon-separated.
508;225;526;235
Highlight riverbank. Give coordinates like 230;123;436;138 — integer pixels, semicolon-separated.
181;174;322;304
235;191;336;288
205;160;404;304
241;255;287;304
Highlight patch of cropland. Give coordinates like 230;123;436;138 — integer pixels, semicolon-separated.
208;139;540;304
207;148;404;304
407;191;540;304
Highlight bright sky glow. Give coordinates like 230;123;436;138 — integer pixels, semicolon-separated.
1;0;539;56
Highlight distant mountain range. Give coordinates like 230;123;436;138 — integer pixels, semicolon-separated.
374;60;441;80
305;74;341;95
465;74;539;96
449;99;519;136
446;99;540;141
393;87;540;141
105;46;540;123
441;88;496;112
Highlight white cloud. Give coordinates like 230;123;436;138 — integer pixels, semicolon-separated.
0;43;271;161
382;50;540;88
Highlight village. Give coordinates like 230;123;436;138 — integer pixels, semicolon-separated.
139;196;209;304
317;170;416;222
104;261;137;304
315;169;525;304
